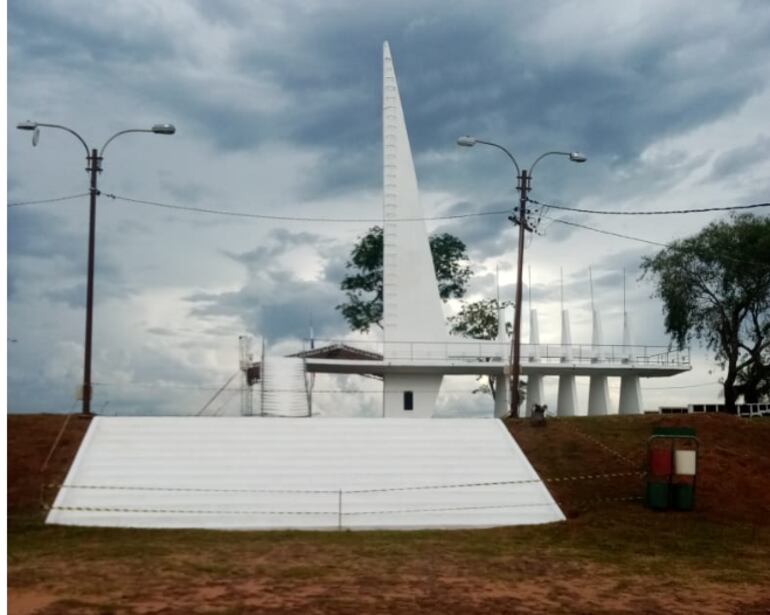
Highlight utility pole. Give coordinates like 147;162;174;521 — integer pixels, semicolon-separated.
509;169;531;417
457;136;586;418
17;121;176;415
82;148;102;414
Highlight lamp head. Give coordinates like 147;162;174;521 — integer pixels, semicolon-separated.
457;135;477;147
569;152;587;163
151;123;176;135
17;121;38;131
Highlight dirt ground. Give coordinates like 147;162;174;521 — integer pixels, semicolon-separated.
7;413;770;614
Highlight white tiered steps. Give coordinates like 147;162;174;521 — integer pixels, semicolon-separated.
47;417;564;530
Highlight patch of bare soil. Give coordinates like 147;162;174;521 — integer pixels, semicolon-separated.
506;413;770;524
8;414;91;514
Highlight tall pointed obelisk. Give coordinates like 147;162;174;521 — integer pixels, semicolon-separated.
381;41;446;417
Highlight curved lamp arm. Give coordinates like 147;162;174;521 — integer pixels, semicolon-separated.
474;139;521;176
529;150;587;177
100;129;153;157
100;124;176;157
528;151;571;177
21;122;90;157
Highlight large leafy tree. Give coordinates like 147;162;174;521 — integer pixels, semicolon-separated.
641;214;770;410
337;226;472;333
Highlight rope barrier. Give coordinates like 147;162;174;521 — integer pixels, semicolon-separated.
545;471;644;483
561;495;644;507
48;502;556;517
49;470;642;497
48;506;336;516
562;424;641;469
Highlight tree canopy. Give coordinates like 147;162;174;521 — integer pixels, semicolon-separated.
336;225;472;333
641;214;770;408
448;298;514;401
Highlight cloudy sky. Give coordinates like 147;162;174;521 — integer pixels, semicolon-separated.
7;0;770;416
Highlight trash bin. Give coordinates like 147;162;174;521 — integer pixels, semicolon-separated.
646;427;698;512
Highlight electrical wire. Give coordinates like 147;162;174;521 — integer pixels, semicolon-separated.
102;193;510;223
528;197;770;216
7;193;90;208
539;212;770;269
538;212;667;246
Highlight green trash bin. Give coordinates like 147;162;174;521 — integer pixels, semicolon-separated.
673;482;695;511
645;480;670;510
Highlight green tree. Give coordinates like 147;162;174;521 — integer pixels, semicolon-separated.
337;226;472;333
448;298;524;404
641;214;770;410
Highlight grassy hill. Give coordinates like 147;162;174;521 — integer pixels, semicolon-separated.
7;413;770;614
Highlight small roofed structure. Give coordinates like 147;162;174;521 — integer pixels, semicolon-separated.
291;344;383;362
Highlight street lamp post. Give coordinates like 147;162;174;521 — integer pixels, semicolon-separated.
16;121;176;415
457;136;586;417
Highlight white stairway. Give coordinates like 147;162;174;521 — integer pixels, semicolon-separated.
47;417;564;530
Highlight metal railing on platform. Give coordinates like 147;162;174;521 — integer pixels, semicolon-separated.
302;338;691;368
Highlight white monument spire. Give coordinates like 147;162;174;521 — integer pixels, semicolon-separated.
381;41;445;416
381;41;446;351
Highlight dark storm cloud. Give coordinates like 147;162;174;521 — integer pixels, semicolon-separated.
11;1;770;202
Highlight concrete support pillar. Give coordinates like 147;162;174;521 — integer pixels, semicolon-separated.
527;375;545;416
619;376;643;414
557;310;578;416
523;308;543;417
588;376;610;416
557;375;578;417
618;310;643;414
588;309;610;415
493;375;509;418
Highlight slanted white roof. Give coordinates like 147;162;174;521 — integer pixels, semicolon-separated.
47;417;564;530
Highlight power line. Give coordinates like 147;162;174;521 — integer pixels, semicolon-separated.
7;193;90;208
103;193;510;223
539;212;770;269
539;212;666;246
644;381;721;390
528;197;770;216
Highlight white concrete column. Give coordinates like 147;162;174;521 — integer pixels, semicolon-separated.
618;311;643;414
557;309;578;416
588;309;610;415
493;375;509;418
588;377;610;415
524;308;544;417
527;375;545;417
619;376;643;414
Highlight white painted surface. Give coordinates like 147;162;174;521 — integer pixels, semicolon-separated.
526;309;545;417
674;450;697;476
558;310;578;416
261;356;308;416
588;376;611;416
588;309;611;415
46;417;564;530
380;42;447;416
383;373;441;418
619;375;643;414
381;41;447;353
